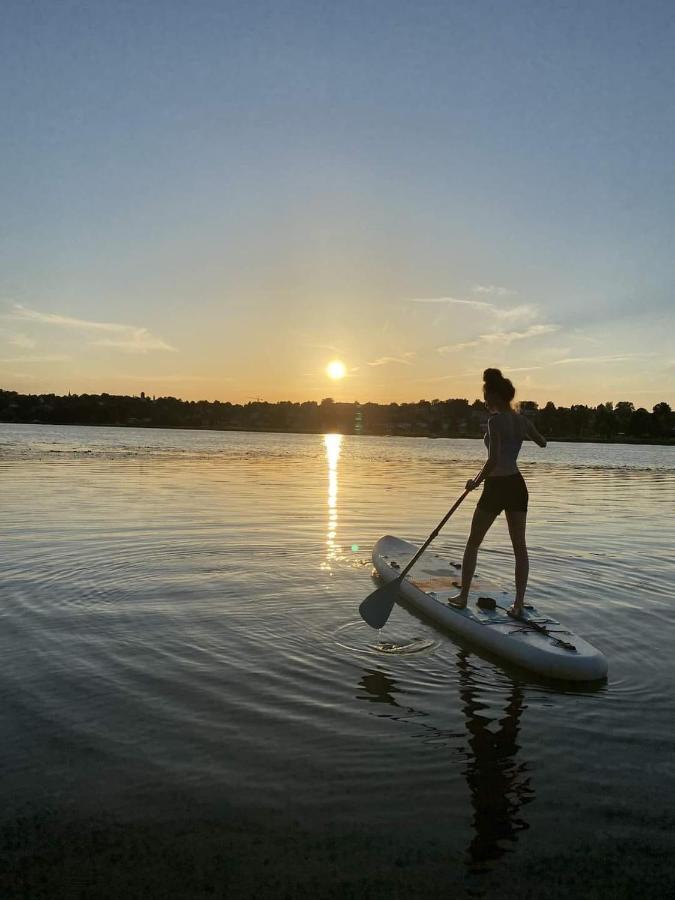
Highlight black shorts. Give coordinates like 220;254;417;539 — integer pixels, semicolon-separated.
477;472;528;514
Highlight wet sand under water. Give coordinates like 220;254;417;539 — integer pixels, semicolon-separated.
2;804;674;898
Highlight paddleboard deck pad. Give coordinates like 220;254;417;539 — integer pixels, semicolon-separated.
372;535;608;682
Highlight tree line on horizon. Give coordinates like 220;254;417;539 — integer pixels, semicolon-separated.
0;388;672;442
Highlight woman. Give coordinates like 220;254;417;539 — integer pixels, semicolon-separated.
449;368;547;617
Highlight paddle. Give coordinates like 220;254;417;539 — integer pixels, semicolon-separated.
359;489;470;629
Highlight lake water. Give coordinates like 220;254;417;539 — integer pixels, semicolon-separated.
1;424;674;897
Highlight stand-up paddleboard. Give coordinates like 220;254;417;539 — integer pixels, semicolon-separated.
372;535;608;682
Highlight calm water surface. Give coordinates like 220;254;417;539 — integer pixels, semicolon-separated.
1;424;674;890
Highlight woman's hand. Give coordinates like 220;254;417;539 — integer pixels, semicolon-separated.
465;478;479;491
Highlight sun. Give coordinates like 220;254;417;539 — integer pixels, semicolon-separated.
326;360;347;380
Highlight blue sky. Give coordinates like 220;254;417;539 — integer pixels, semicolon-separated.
1;0;673;405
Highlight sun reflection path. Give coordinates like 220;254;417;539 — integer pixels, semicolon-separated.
322;433;342;573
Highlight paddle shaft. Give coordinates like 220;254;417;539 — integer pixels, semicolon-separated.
394;489;470;582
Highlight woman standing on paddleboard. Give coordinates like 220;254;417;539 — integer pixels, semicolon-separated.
449;368;547;617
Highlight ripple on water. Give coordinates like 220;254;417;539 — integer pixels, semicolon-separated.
334;620;439;656
0;425;674;855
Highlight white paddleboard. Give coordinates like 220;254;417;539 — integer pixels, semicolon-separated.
372;535;608;682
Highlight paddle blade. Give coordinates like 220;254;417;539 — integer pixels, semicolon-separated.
359;579;401;629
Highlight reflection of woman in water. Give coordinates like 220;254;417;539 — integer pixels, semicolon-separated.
456;652;533;867
450;369;547;617
356;657;534;868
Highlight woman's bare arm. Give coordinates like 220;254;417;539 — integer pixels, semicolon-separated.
523;416;547;447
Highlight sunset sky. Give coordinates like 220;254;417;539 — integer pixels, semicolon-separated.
1;1;673;407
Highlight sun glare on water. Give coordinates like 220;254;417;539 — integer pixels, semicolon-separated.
326;360;346;380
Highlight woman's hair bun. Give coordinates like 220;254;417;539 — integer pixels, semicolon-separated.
482;368;516;403
483;368;503;386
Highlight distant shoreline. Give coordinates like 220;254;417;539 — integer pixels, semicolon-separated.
2;387;673;445
1;419;673;447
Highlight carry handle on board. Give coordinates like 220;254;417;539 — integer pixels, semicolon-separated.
359;489;470;630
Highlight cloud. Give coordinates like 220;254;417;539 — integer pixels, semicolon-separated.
368;352;416;367
570;330;602;345
7;333;37;349
409;296;535;323
303;341;344;353
419;373;476;383
0;354;70;363
550;353;649;366
494;304;537;323
10;305;128;332
93;330;175;353
8;305;175;353
540;346;571;358
472;284;517;297
410;296;491;309
479;324;559;345
437;323;559;354
114;373;229;383
436;339;481;353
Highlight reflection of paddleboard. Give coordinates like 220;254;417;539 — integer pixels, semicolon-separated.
372;535;608;682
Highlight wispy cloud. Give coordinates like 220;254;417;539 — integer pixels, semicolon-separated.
480;324;559;345
411;296;491;309
494;304;538;322
437;339;481;353
368;352;416;367
10;305;128;331
0;354;70;363
303;342;344;354
570;330;602;345
114;373;229;383
6;333;37;350
437;324;559;354
551;353;649;366
93;331;175;353
540;346;571;358
472;284;517;297
8;305;176;353
409;295;535;323
412;372;476;384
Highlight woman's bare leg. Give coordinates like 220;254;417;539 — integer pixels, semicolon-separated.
505;510;528;615
448;507;498;608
